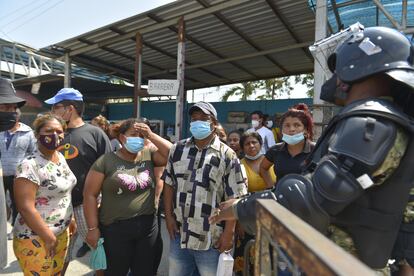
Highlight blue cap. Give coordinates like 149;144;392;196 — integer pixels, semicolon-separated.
44;88;83;104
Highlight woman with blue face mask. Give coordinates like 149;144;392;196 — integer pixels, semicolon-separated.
259;103;315;188
83;118;172;276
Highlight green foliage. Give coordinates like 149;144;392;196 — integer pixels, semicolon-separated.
221;82;261;102
294;73;314;98
221;74;315;101
256;77;293;100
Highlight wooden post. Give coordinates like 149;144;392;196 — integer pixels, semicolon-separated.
134;33;143;118
175;17;185;140
64;53;71;88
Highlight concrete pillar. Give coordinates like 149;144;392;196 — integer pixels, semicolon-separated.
313;0;330;140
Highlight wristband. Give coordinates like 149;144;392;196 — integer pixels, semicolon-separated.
88;226;98;231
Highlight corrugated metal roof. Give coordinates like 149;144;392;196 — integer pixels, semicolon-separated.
40;0;316;90
309;0;414;34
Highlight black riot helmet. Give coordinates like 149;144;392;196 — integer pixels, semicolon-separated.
321;26;414;104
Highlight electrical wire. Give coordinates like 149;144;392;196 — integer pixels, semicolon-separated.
0;0;55;30
0;0;40;22
0;28;14;41
5;0;65;34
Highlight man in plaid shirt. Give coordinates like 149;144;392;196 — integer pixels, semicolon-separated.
162;102;247;276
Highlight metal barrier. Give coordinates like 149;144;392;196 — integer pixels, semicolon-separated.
252;199;376;276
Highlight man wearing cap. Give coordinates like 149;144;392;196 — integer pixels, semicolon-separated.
0;77;27;269
162;101;247;275
45;88;111;274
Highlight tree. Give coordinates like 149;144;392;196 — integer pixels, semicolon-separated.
256;77;293;100
220;74;315;102
221;82;260;102
294;73;314;98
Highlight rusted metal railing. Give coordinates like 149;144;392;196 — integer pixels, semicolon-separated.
252;199;376;276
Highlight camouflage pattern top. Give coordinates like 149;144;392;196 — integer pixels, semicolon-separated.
403;188;414;223
327;127;409;267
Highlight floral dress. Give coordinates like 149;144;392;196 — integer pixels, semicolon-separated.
12;151;76;275
13;151;77;238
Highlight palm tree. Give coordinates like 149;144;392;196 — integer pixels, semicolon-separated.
221;82;260;102
256;77;293;100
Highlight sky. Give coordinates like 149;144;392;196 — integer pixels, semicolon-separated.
0;0;310;102
0;0;175;48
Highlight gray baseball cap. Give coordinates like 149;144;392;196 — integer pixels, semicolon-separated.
189;101;217;119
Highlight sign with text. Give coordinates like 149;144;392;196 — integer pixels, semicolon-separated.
148;79;180;96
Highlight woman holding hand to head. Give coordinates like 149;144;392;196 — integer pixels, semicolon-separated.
13;113;77;275
83;118;172;276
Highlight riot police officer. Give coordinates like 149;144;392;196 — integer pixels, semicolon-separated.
209;26;414;271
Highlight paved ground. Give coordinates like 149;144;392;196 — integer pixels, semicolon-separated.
0;219;170;276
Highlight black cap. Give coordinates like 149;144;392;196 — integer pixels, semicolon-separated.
189;101;217;119
0;78;26;107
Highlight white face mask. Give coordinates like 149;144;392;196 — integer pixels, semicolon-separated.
251;120;260;128
266;120;273;128
244;152;263;160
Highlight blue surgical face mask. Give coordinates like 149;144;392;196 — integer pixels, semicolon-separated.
282;132;305;145
124;136;145;153
190;120;212;140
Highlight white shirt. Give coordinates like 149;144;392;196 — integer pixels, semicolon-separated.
248;126;276;154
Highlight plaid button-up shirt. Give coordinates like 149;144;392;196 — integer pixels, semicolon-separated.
162;136;247;250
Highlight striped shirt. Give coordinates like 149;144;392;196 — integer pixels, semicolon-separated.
162;136;247;250
0;123;36;176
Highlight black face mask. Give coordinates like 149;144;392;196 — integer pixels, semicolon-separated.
0;112;17;132
321;74;351;105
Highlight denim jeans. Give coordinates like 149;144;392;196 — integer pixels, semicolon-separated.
169;235;220;276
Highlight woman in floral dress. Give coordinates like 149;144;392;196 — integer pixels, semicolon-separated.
13;113;77;275
83;118;171;276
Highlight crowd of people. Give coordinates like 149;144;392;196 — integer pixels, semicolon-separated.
0;25;414;276
0;77;314;275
